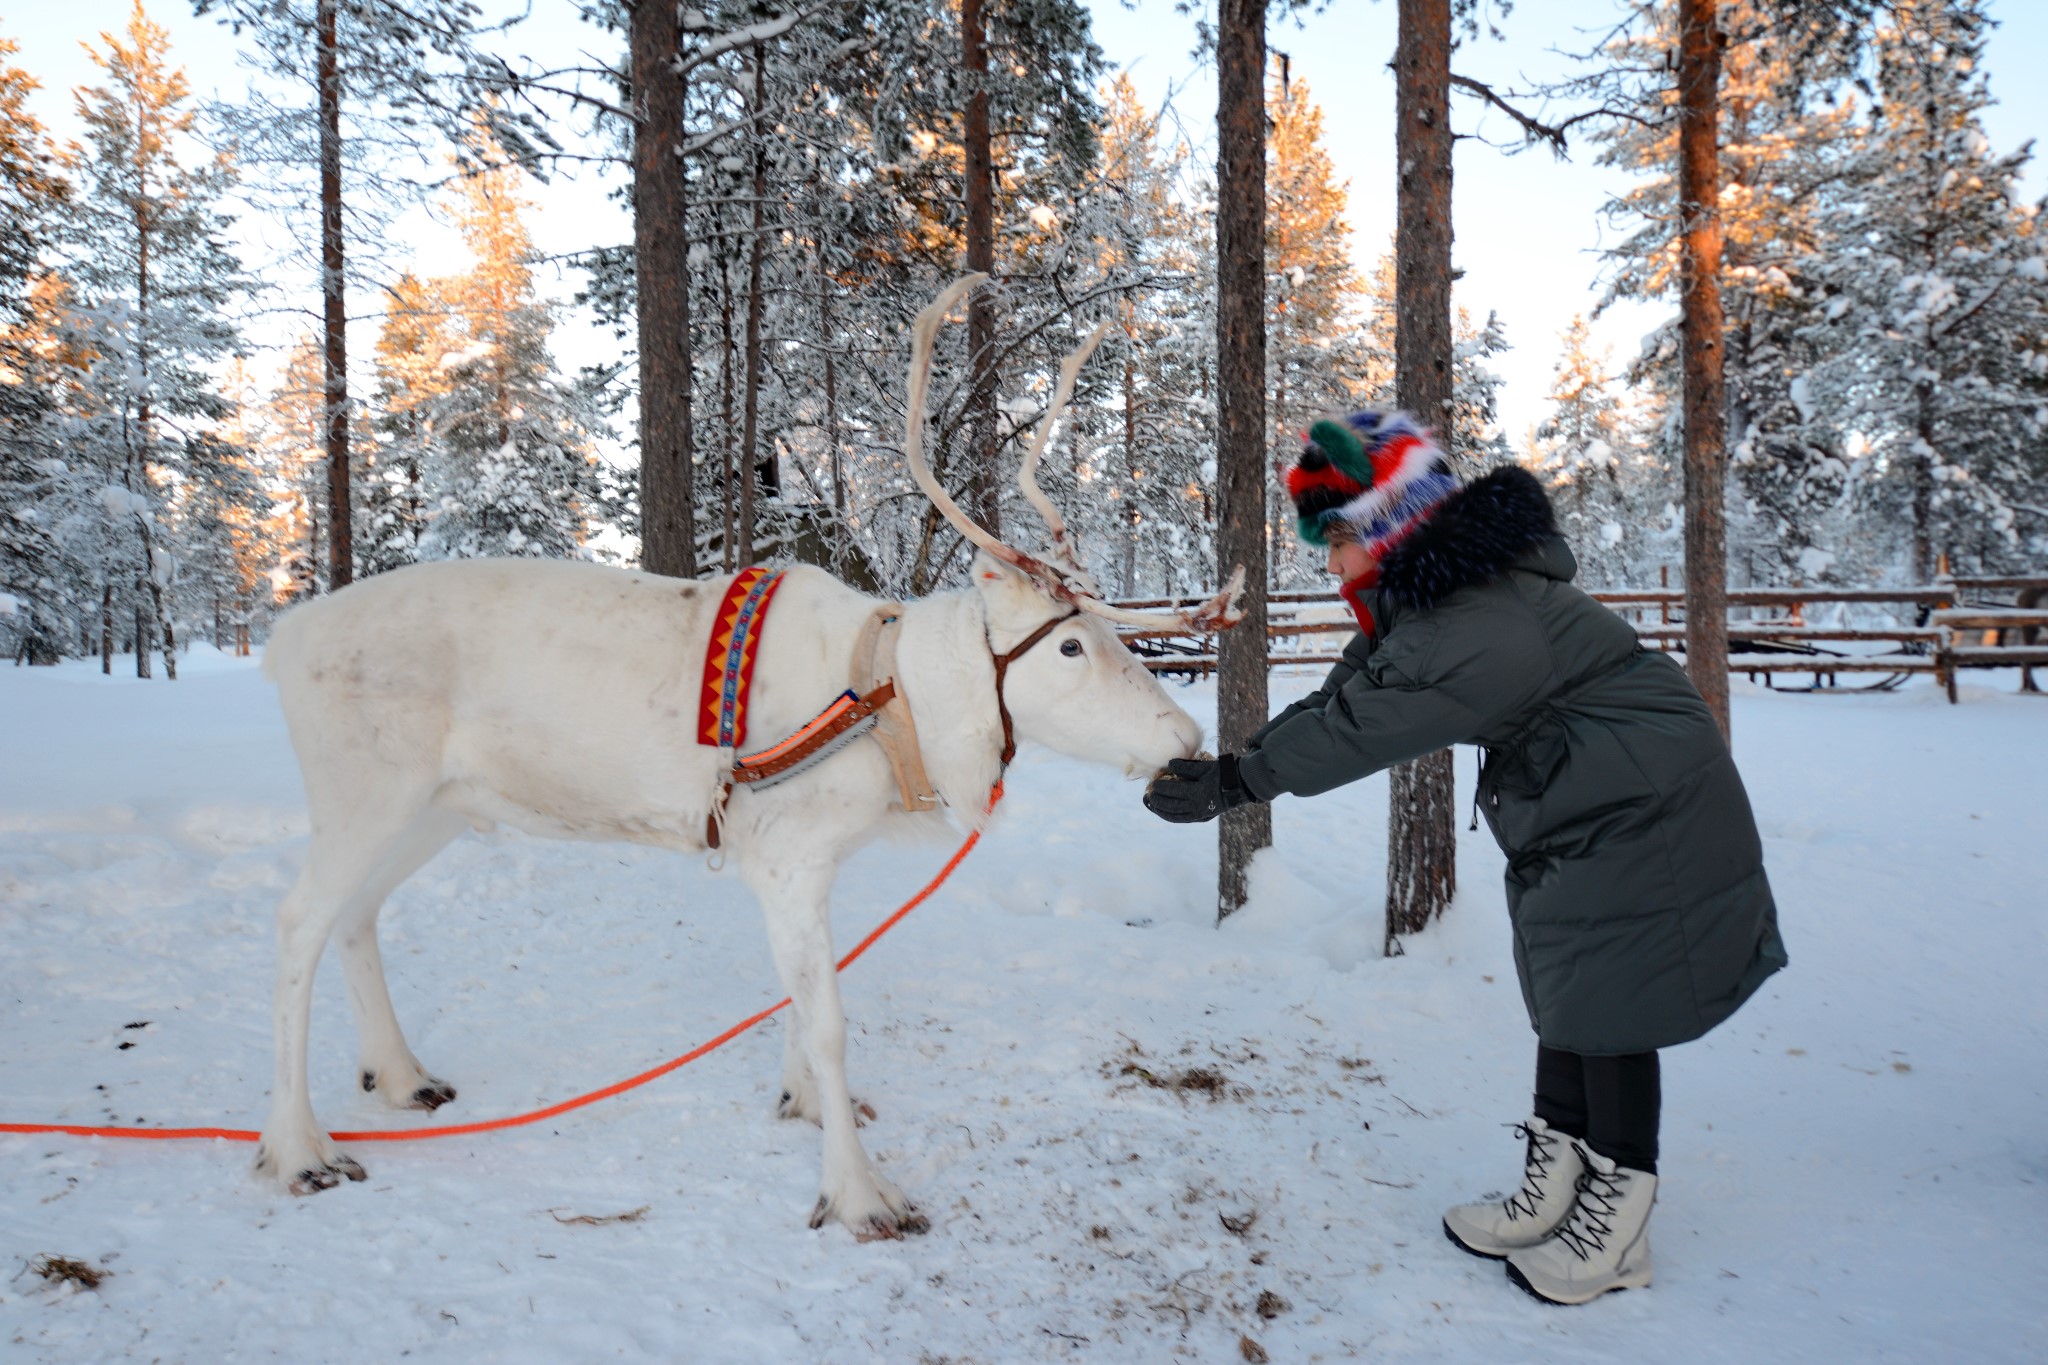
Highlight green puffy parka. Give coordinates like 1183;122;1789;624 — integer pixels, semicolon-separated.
1237;467;1787;1055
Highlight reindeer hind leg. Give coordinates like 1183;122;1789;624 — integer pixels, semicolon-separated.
332;804;469;1111
255;789;442;1194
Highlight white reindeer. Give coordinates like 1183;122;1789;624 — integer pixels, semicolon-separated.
254;276;1242;1240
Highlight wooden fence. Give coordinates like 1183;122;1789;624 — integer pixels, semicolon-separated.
1114;574;2048;702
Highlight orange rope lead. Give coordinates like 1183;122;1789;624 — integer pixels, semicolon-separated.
0;785;1002;1147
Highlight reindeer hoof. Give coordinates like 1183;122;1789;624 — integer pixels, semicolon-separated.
777;1090;876;1127
287;1155;367;1195
407;1080;457;1111
809;1189;928;1240
852;1206;930;1242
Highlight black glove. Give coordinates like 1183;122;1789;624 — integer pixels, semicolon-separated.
1143;754;1262;824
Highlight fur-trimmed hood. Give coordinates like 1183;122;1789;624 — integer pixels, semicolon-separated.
1375;465;1563;613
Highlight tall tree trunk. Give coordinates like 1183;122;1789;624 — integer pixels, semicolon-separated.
101;583;113;675
962;0;1000;535
139;532;177;683
133;517;176;681
1122;309;1139;595
317;0;352;589
738;46;769;566
135;602;151;679
1215;0;1272;922
1385;0;1457;953
1911;376;1936;581
306;486;321;595
1677;0;1730;739
131;205;175;681
819;231;844;519
631;0;698;578
720;266;737;572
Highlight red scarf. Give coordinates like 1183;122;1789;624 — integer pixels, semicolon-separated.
1338;565;1381;637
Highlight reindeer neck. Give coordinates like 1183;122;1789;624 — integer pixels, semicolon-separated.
893;589;1006;825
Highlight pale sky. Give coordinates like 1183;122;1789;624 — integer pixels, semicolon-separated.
6;0;2045;451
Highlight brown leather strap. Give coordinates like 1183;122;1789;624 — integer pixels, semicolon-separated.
711;604;1072;846
990;609;1078;770
707;681;895;848
853;607;940;813
731;682;895;786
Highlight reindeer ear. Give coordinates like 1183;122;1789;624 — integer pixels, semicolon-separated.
970;550;1045;623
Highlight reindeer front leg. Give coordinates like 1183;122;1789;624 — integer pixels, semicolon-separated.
744;858;928;1242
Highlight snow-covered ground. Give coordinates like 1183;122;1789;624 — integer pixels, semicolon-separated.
3;647;2043;1362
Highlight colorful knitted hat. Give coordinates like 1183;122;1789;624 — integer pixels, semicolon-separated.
1284;410;1458;552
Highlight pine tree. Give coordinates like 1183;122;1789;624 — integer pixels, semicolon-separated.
1089;75;1219;597
62;1;247;679
1591;0;1861;586
1215;0;1273;922
1806;0;2048;577
362;272;448;575
1383;0;1459;950
1529;314;1671;587
174;426;265;648
1264;63;1380;588
0;28;74;661
194;0;537;589
416;130;605;561
265;336;327;602
1266;63;1368;454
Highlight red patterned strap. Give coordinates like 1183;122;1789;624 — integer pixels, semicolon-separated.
697;567;787;751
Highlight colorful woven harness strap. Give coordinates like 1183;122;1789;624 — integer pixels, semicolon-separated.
698;567;788;754
697;569;913;851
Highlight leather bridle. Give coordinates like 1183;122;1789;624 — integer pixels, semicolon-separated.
988;607;1079;771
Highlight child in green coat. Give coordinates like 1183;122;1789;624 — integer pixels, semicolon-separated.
1146;411;1786;1306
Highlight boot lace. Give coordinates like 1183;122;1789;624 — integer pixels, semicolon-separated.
1549;1165;1627;1262
1500;1123;1561;1224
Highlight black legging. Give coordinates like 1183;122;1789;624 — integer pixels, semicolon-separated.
1533;1044;1661;1175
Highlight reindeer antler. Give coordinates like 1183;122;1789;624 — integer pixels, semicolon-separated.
905;276;1247;634
1018;319;1107;581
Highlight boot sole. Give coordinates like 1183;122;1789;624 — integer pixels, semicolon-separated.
1504;1258;1651;1306
1442;1218;1511;1260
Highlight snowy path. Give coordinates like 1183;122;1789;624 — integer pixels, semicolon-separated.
2;650;2043;1362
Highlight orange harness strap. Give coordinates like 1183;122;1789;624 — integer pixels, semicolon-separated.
0;784;1002;1147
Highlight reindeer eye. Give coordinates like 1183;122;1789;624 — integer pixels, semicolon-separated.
1060;638;1084;658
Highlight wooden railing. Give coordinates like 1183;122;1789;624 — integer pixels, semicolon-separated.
1115;575;2048;702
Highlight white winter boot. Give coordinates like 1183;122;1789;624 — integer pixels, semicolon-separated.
1442;1117;1586;1258
1505;1142;1656;1305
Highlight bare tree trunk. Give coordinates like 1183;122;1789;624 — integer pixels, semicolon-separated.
134;518;177;681
819;231;844;518
1216;0;1272;923
101;584;113;675
147;578;176;679
1677;0;1730;739
720;266;737;572
1122;311;1139;594
1911;376;1936;582
134;601;151;679
962;0;1000;536
738;46;769;566
130;151;175;681
1384;0;1457;953
317;0;352;589
631;0;698;578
